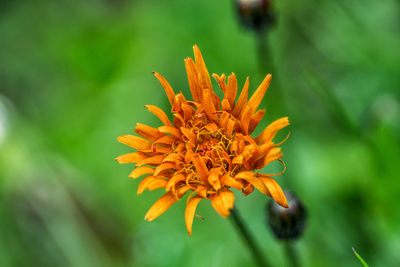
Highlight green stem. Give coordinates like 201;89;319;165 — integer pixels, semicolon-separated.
230;208;270;267
284;242;300;267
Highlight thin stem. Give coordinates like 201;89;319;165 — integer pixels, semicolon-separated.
284;241;300;267
230;208;270;267
256;30;269;71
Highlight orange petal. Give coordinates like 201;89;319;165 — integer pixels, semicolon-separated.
252;142;274;162
163;153;184;163
204;122;219;132
240;105;252;135
258;177;288;208
211;190;235;217
184;58;202;102
225;73;237;107
235;171;269;196
158;126;182;138
117;135;152;151
147;179;168;191
255;117;290;144
153;145;172;154
253;147;283;170
232;155;243;165
129;166;155;179
166;173;185;192
208;168;222;191
248;74;271;113
192;155;210;184
226;118;236;138
185;195;202;235
144;192;178;221
221;173;243;191
212;73;226;93
221;98;231;112
154;162;176;176
176;185;192;198
153;135;176;145
137;176;166;194
193;45;212;90
184;150;195;164
145;105;172;127
182;102;194;122
135;123;162;141
248;109;266;134
180;127;197;144
202;89;218;122
115;152;147;164
154;72;175;107
232;76;249;117
137;154;165;166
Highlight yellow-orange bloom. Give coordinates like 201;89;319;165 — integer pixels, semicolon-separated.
116;45;290;235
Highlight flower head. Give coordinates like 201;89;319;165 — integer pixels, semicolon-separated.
116;45;289;235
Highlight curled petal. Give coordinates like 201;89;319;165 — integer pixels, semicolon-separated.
235;171;269;196
166;173;185;192
154;162;176;176
162;153;184;163
212;73;226;93
137;176;167;194
258;177;288;208
253;147;283;170
158;126;181;138
226;119;236;138
248;109;266;134
208;168;222;191
204;122;219;132
211;190;235;217
180;127;197;144
154;72;175;107
144;192;178;221
145;105;172;127
192;155;210;184
185;195;202;236
256;117;290;144
221;174;243;190
129;166;155;179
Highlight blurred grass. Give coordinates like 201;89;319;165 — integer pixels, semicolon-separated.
1;0;400;266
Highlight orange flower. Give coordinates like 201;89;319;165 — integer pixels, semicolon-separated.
116;45;290;235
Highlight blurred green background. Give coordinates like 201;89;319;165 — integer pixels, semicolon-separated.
1;0;399;266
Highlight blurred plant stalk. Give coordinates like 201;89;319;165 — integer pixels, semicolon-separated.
236;0;275;71
230;208;271;267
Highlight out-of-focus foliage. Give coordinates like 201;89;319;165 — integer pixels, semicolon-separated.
0;0;399;266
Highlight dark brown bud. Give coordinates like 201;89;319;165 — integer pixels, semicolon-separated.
235;0;275;32
267;191;307;240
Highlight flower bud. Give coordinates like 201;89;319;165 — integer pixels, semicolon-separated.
235;0;275;32
267;191;307;240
